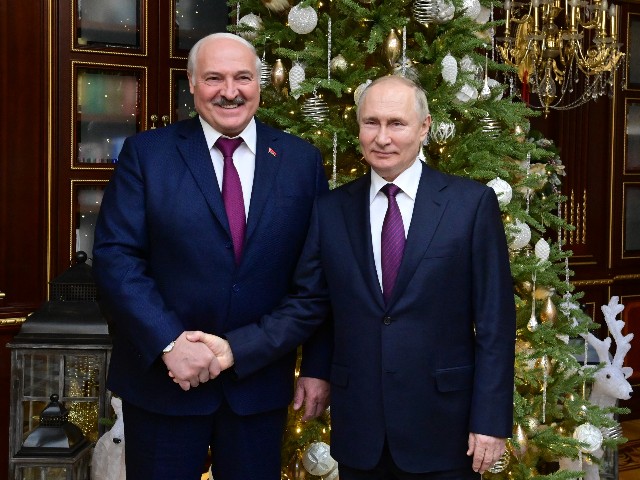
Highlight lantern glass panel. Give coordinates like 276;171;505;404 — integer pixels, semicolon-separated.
23;353;61;397
18;351;105;443
18;466;68;480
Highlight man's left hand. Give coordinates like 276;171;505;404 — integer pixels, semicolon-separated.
293;376;330;421
467;432;506;474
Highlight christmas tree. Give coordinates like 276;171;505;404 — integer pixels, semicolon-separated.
228;0;629;478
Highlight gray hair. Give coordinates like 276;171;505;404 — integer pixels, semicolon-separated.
187;33;262;86
356;75;430;122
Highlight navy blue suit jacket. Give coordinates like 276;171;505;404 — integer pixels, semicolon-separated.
93;117;330;416
238;162;516;473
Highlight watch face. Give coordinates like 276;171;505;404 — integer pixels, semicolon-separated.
163;341;176;353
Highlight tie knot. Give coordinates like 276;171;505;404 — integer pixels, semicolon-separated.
215;136;244;159
381;183;401;199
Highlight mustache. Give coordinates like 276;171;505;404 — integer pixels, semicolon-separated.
213;97;246;107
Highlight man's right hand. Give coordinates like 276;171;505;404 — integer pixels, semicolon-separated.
185;331;235;375
162;331;222;391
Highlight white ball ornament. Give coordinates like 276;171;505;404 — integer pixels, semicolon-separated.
463;0;482;19
434;0;455;23
487;78;504;100
487;177;513;206
302;442;336;476
354;80;372;106
237;13;263;41
460;55;480;76
510;220;531;250
534;238;551;262
573;423;604;453
330;54;348;73
441;53;458;85
288;4;318;35
455;84;478;103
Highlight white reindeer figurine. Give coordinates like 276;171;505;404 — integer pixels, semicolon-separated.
559;296;634;480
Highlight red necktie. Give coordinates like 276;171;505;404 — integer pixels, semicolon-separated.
215;137;245;264
381;183;405;304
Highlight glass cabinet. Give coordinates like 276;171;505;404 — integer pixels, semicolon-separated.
53;0;228;272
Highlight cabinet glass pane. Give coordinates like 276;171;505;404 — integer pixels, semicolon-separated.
629;16;640;86
75;185;105;261
627;102;640;172
174;0;229;54
624;184;640;252
76;0;141;48
174;71;195;121
76;68;139;164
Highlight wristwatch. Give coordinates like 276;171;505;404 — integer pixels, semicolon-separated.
162;340;176;355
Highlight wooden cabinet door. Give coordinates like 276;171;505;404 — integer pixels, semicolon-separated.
52;0;228;275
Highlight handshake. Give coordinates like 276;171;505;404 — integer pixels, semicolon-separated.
162;331;235;391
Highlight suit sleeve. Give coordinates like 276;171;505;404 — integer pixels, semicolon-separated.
93;136;185;370
468;188;516;438
224;199;332;380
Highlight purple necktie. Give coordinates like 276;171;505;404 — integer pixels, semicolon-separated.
381;183;405;304
215;136;245;264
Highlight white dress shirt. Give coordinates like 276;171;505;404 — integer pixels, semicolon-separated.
369;158;423;289
200;116;257;220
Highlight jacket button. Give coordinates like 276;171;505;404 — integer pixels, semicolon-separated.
232;284;240;293
225;242;233;249
383;316;392;325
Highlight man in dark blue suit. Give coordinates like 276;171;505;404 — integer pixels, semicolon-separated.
92;33;331;480
193;75;516;479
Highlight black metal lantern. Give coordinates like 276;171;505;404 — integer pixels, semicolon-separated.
8;252;112;480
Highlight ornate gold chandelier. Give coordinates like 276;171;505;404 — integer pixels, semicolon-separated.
497;0;625;115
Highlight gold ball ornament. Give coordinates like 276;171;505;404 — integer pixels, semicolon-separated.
261;0;290;13
237;13;263;41
271;59;287;90
511;424;528;459
383;29;401;69
286;450;308;480
540;296;558;324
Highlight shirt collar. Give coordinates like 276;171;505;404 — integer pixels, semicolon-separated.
369;158;423;205
199;116;257;155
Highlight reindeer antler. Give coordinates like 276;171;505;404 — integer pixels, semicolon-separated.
601;296;633;369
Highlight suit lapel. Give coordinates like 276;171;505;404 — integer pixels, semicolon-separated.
176;118;230;237
390;163;449;305
342;173;386;309
245;120;281;242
